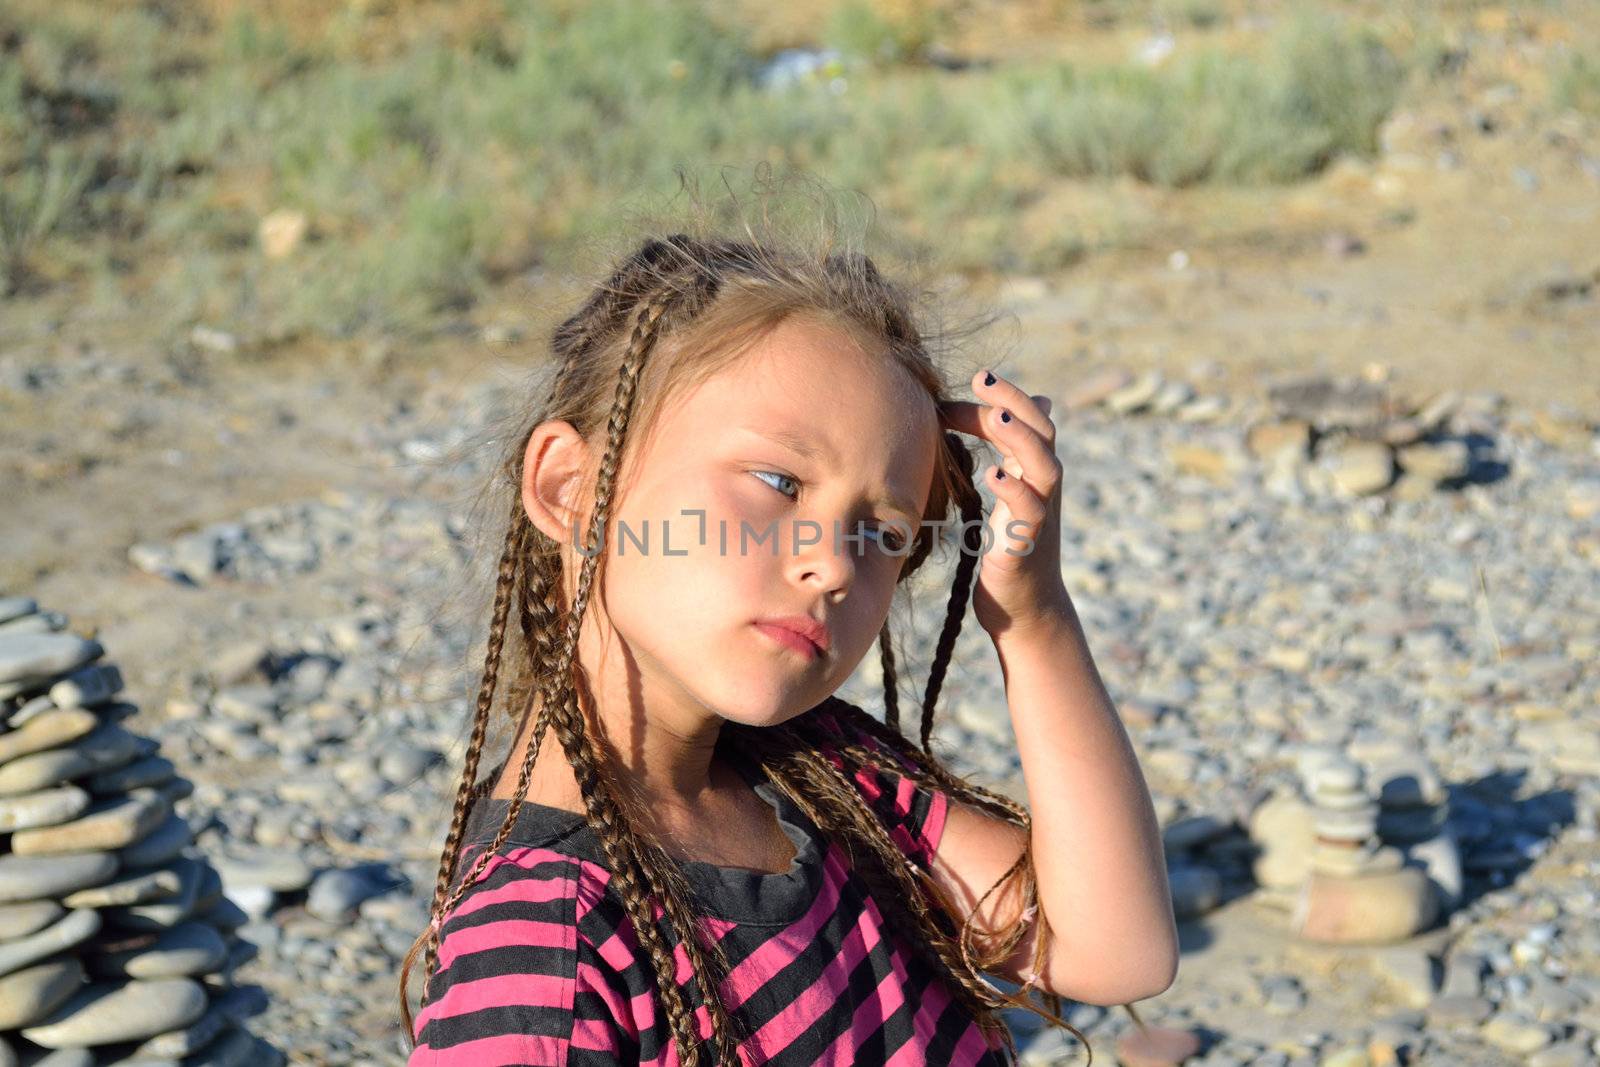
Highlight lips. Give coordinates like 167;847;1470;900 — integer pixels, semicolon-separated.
753;615;831;659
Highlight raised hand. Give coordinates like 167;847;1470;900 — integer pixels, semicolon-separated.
939;369;1073;639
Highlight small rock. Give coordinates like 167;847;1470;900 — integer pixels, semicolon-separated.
1114;1025;1202;1067
22;977;208;1048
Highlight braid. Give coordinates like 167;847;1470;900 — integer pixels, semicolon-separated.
879;623;900;732
918;432;985;751
399;491;527;1036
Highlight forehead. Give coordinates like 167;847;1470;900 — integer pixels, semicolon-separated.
722;315;936;442
662;314;940;502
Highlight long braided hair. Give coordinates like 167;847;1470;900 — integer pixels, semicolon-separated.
399;226;1114;1065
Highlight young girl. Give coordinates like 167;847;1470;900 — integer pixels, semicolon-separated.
399;226;1178;1066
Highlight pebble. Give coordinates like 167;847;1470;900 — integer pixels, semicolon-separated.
0;899;63;939
10;790;171;855
0;785;91;832
0;853;118;904
0;709;100;764
86;920;228;979
0;908;101;977
21;977;208;1047
0;957;85;1029
1114;1025;1202;1067
0;633;103;700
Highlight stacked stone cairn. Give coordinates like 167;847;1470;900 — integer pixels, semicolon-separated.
0;597;280;1066
1242;749;1445;945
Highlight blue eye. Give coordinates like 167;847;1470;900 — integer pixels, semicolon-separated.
753;470;907;553
752;470;799;498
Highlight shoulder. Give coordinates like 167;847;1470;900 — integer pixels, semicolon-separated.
805;699;952;872
410;841;642;1066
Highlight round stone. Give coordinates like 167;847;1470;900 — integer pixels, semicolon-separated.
1115;1025;1203;1067
1293;868;1439;944
0;899;64;939
11;790;171;856
21;977;208;1048
0;708;99;764
88;921;227;979
1308;759;1364;794
0;785;91;832
0;957;86;1029
0;633;103;695
0;909;101;979
62;864;185;909
0;852;118;904
212;850;314;894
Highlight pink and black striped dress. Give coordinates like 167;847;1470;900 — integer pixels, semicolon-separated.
408;702;1010;1065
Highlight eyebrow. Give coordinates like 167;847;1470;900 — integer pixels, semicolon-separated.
743;427;922;521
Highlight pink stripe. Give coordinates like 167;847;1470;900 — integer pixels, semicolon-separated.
451;862;576;920
572;1014;623;1054
414;972;569;1032
816;965;905;1062
575;960;636;1033
410;1031;565;1066
436;918;572;971
748;886;884;1050
720;847;849;1010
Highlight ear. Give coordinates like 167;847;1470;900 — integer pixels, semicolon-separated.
522;420;591;544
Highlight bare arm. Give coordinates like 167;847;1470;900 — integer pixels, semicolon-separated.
926;606;1178;1006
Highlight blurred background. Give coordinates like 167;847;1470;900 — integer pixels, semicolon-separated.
2;2;1598;1065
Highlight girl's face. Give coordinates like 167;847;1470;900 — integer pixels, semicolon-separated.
563;314;940;736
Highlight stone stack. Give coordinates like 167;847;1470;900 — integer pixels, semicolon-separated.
0;597;281;1066
1371;753;1462;913
1291;753;1440;944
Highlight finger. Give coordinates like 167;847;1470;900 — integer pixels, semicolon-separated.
938;399;989;440
986;466;1049;529
973;370;1056;445
983;405;1062;494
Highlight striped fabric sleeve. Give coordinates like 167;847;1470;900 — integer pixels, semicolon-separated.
818;705;952;873
410;845;632;1067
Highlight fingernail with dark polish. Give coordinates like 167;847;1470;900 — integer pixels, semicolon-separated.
983;371;997;387
995;469;1006;480
1000;409;1011;423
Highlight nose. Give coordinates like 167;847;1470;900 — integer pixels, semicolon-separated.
787;519;855;601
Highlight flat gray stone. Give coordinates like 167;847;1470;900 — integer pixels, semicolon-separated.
0;957;86;1029
0;909;100;979
0;708;99;764
0;633;102;698
0;899;64;939
62;864;185;909
21;977;208;1048
0;725;143;796
0;852;118;904
103;857;203;932
0;785;91;832
11;789;171;856
117;814;192;869
85;756;176;796
211;849;314;893
123;997;230;1058
87;921;227;979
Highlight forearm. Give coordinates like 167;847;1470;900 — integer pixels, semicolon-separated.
994;602;1179;997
